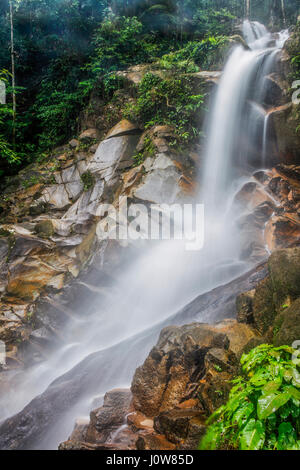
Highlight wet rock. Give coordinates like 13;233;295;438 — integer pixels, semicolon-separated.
136;433;176;450
191;71;221;84
253;170;271;184
154;408;205;445
34;220;55;238
263;73;289;107
204;347;237;374
133;167;183;205
0;263;270;450
252;277;276;334
59;390;135;450
131;320;255;419
88;135;139;180
268;246;300;306
197;369;233;415
265;215;300;250
208;320;258;359
127;412;154;432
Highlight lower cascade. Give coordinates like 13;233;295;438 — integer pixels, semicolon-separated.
0;12;299;451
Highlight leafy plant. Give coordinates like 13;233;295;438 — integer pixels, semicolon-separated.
124;72;204;143
132;135;155;167
200;344;300;450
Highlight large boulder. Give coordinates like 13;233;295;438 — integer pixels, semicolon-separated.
273;298;300;346
236;246;300;337
106;119;140;139
88;135;139;180
131;321;256;418
268;246;300;306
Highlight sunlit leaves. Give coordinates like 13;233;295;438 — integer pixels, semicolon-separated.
200;344;300;450
257;392;292;420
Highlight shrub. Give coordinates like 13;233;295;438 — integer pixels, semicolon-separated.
158;36;228;72
124;72;204;143
200;344;300;450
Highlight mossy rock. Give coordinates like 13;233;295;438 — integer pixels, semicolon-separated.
252;277;276;335
273;298;300;347
268;247;300;307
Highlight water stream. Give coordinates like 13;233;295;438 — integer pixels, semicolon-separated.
0;21;289;450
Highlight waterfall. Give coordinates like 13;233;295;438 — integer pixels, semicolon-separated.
0;21;289;450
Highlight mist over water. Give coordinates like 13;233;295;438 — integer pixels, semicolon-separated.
0;21;289;450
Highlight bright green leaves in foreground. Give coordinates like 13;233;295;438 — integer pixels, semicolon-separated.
199;344;300;450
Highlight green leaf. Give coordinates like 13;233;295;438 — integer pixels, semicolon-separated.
262;381;281;395
257;392;291;420
233;401;255;426
240;419;265;450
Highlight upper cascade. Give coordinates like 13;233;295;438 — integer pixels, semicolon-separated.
242;19;289;50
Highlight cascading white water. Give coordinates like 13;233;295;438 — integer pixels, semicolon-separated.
243;19;271;49
0;21;289;449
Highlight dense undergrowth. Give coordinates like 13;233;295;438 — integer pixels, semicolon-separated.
200;344;300;450
124;72;204;143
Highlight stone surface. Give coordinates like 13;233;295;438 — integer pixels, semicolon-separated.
79;128;99;143
269;103;300;164
131;321;255;418
106;119;140;139
88;135;139;179
268;246;300;306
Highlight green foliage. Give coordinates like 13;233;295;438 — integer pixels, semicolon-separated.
124;72;204;143
192;8;236;37
289;22;300;80
90;15;180;77
93;16;143;73
200;344;300;450
158;36;229;72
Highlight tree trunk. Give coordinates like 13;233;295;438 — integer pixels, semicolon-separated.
9;0;16;149
281;0;286;26
246;0;250;18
